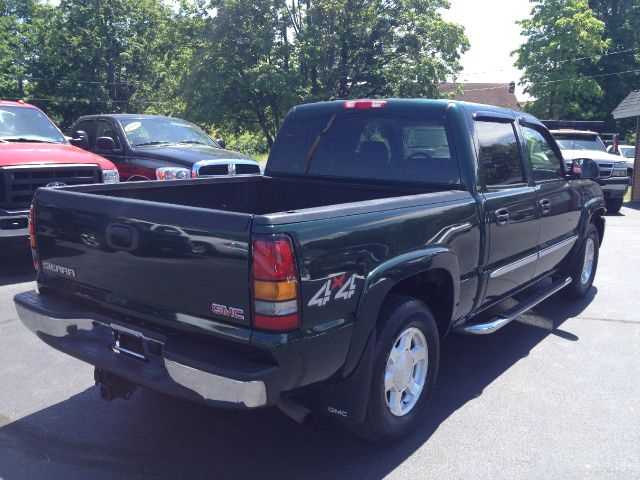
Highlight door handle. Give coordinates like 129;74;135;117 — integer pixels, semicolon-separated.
495;208;510;225
539;199;551;215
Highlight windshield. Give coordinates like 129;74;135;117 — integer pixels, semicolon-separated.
120;117;217;147
620;146;636;158
0;106;66;144
553;133;606;152
268;112;460;185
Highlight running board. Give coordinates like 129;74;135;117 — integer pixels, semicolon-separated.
455;277;572;335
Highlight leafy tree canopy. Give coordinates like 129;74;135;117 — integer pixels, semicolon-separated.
515;0;609;119
183;0;469;146
2;0;469;143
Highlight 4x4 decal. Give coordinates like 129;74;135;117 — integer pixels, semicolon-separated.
308;274;358;307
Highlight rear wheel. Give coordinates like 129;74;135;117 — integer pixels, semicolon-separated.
563;223;599;298
606;197;623;214
347;295;440;444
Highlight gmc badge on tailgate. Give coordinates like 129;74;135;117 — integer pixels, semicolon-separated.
211;303;245;321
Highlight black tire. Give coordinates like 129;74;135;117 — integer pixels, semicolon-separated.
563;223;599;298
606;197;623;214
347;294;440;444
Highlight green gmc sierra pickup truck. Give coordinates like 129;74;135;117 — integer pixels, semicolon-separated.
15;99;605;443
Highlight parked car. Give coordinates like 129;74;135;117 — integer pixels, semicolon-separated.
0;100;119;243
607;144;636;172
69;114;261;181
16;99;605;443
550;129;630;213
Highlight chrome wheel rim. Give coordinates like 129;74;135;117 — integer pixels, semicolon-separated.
581;237;595;285
384;326;428;417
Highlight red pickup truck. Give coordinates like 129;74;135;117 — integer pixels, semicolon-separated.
0;100;119;243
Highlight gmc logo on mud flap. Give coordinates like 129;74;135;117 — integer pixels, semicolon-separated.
328;406;348;418
211;303;245;320
42;262;76;278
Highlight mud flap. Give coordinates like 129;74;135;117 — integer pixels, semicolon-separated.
317;331;375;424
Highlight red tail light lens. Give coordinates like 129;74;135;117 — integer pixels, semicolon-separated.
29;204;41;271
253;237;297;281
254;313;299;331
252;235;300;331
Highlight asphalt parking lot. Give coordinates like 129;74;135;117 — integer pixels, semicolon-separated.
1;207;639;480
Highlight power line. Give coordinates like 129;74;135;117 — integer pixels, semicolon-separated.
0;73;139;87
2;46;639;90
460;46;640;77
458;68;640;93
0;96;169;105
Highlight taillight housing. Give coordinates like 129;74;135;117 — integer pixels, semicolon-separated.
252;234;300;331
29;204;41;271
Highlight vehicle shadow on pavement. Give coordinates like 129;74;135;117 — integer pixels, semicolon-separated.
0;289;596;480
0;241;36;287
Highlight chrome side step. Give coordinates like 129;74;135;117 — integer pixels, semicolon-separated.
455;277;572;335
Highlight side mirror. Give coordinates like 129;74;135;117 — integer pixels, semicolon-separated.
216;138;226;149
96;136;116;152
572;158;600;180
70;130;89;149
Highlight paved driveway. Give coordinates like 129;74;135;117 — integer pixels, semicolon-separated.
1;207;638;479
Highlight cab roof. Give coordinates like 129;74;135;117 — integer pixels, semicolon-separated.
287;98;540;125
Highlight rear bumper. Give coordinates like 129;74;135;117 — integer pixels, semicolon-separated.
597;177;629;198
14;290;273;408
0;209;29;238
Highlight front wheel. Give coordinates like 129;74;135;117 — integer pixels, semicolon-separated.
347;295;440;444
563;223;599;298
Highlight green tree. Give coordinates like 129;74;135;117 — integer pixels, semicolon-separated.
184;0;299;147
515;0;609;119
0;0;36;99
27;0;176;128
588;0;640;134
184;0;468;146
294;0;468;100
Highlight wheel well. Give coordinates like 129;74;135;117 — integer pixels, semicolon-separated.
384;269;454;338
591;212;604;246
128;176;151;182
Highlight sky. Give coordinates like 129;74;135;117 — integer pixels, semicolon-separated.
442;0;533;100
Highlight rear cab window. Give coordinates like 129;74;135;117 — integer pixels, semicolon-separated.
267;103;461;186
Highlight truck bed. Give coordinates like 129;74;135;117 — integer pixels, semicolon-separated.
86;175;439;215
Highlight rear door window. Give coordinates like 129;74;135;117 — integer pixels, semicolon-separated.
268;113;459;185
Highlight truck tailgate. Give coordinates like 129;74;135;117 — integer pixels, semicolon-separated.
34;188;253;328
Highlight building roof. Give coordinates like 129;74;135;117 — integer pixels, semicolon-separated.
612;90;640;119
438;83;522;111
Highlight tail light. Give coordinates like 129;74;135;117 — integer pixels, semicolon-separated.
252;235;300;331
29;204;41;271
344;99;387;110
